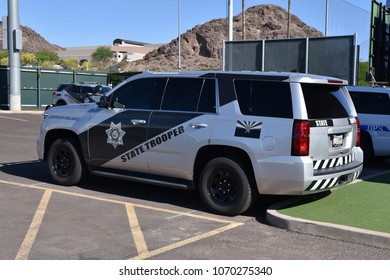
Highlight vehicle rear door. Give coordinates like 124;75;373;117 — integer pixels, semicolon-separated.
146;77;216;180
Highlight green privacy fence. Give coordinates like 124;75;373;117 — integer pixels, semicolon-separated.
0;66;109;110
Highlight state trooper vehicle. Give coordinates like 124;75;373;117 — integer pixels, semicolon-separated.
37;71;363;216
52;82;112;106
347;86;390;161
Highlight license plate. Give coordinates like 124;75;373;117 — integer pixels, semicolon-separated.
332;134;343;147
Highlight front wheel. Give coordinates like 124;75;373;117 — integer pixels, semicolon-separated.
47;138;86;186
198;157;256;216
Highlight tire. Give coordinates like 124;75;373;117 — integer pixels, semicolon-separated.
56;100;66;106
198;157;255;216
47;138;86;186
361;132;375;163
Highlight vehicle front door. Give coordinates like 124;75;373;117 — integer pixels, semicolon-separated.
86;77;166;172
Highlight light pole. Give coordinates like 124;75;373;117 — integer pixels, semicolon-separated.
178;0;181;70
287;0;291;38
7;0;22;111
242;0;245;40
325;0;328;36
228;0;233;41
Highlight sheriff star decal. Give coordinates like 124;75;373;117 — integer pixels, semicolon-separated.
234;120;262;139
106;122;126;149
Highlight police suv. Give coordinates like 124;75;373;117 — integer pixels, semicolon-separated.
52;82;111;106
348;86;390;160
37;71;363;216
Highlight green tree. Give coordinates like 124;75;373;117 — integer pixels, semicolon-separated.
61;57;79;70
0;50;8;65
35;50;59;63
91;46;113;63
21;52;37;65
358;61;370;86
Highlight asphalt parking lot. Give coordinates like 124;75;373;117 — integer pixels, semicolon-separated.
1;111;389;260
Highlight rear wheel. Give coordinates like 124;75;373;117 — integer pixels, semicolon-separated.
198;157;255;216
47;138;86;185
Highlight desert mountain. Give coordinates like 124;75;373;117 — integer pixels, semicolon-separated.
127;4;323;71
0;22;63;53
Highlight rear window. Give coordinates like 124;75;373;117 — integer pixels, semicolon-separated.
301;84;349;119
349;90;390;115
234;79;292;118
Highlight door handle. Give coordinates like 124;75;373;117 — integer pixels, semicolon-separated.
131;119;147;125
189;123;208;129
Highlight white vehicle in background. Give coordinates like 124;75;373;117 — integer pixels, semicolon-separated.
348;86;390;161
52;82;111;106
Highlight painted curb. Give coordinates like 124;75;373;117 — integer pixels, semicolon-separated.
267;199;390;250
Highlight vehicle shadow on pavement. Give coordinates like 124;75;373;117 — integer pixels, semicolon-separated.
0;160;299;222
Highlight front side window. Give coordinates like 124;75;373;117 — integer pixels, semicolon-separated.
110;78;166;109
234;79;292;118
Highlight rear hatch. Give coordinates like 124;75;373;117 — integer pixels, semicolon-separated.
301;83;358;162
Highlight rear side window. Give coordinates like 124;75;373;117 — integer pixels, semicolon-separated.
349;91;390;115
234;79;292;118
161;78;216;112
56;84;66;91
301;84;349;119
81;86;94;94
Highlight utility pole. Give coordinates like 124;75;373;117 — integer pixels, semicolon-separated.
7;0;22;111
287;0;291;38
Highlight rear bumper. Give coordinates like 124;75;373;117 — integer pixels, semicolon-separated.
254;147;364;195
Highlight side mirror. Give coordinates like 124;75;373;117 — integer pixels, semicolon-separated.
98;96;110;108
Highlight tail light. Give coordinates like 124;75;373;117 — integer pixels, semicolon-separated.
291;120;310;156
355;117;361;147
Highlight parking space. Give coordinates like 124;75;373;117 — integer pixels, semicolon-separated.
0;113;246;259
1;112;389;260
0;178;242;260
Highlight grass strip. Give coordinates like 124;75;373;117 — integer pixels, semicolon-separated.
278;174;390;233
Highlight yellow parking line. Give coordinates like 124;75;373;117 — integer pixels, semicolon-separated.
130;222;243;260
0;179;233;224
15;189;52;260
125;203;149;255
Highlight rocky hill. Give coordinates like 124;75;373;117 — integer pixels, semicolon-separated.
0;22;63;53
127;4;323;71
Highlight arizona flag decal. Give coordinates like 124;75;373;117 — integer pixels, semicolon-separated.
234;121;262;139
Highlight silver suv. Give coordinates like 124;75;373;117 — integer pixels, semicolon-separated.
52;82;111;106
37;71;363;216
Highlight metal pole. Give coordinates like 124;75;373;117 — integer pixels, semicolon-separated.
178;0;181;70
228;0;233;41
8;0;22;111
242;0;245;40
287;0;291;38
325;0;329;36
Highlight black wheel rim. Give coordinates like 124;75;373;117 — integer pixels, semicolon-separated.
52;148;73;177
208;169;238;205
